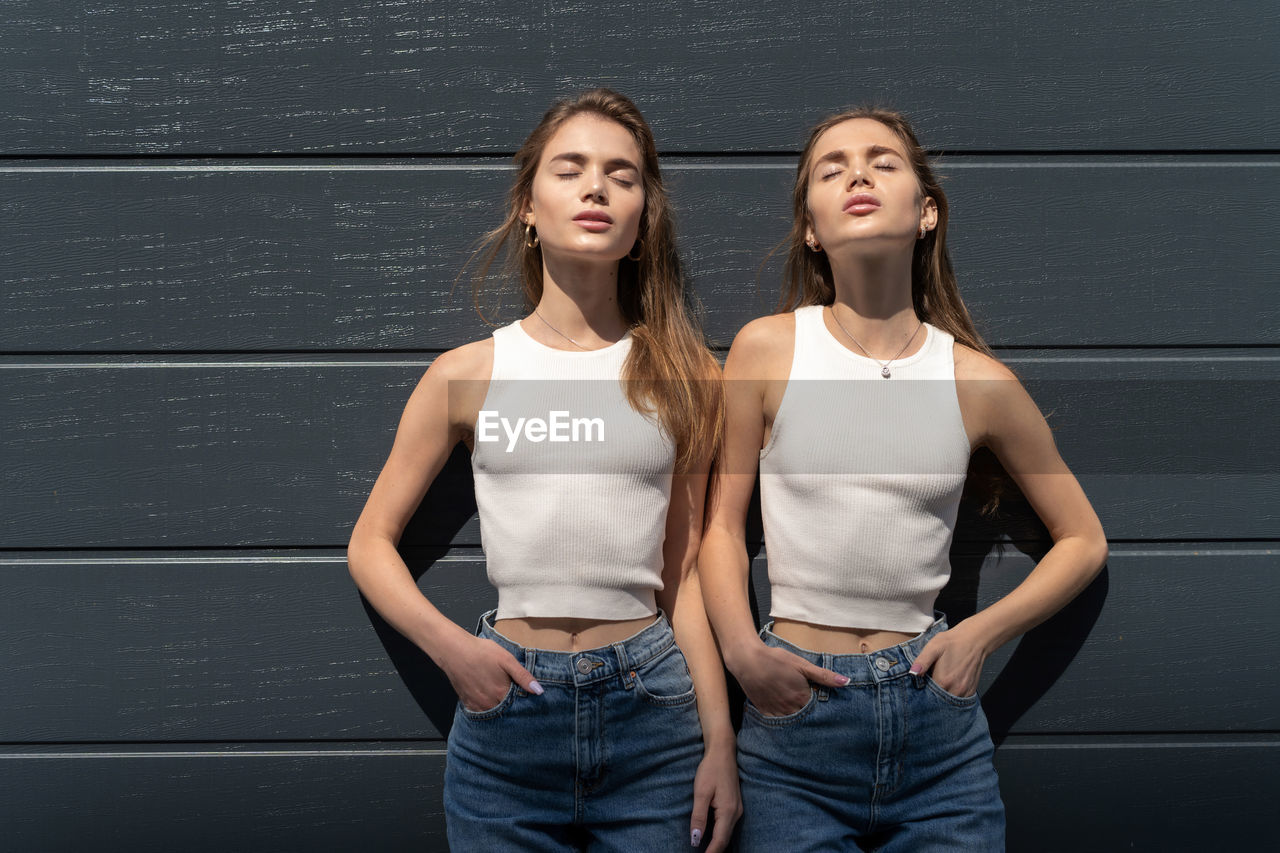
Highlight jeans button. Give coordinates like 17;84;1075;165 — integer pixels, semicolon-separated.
576;658;593;674
875;657;892;672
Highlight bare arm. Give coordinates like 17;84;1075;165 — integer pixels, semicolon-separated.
697;323;772;668
658;467;732;752
698;318;849;717
655;360;740;851
911;351;1109;694
346;343;539;709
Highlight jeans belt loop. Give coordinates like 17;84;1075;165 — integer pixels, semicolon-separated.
613;641;635;689
817;652;832;701
905;644;925;688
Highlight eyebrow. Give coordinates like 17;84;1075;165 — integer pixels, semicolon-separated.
811;144;907;173
548;152;641;173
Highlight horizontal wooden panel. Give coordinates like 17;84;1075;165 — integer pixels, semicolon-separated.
994;738;1279;851
0;746;448;851
2;160;1278;350
2;738;1275;851
2;2;1276;153
2;357;1277;547
0;552;490;743
1;546;1275;742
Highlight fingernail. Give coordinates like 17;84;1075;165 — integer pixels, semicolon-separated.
909;665;921;675
691;828;703;847
835;674;850;686
528;680;544;695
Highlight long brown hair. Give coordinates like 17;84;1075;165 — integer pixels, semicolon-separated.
778;107;992;358
781;107;1012;513
467;88;722;475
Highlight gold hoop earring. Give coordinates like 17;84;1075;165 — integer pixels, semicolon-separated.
525;223;539;248
627;239;643;262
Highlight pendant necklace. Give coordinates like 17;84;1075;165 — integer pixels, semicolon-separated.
828;305;923;379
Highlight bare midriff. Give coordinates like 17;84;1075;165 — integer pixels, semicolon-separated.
772;618;916;655
494;614;659;652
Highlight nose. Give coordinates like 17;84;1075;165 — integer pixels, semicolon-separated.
847;163;873;189
583;170;608;204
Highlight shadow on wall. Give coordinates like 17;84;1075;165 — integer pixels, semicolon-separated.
355;444;1109;741
740;468;1109;742
942;458;1109;747
358;443;480;737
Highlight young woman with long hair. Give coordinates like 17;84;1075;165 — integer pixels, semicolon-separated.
699;108;1107;850
347;89;739;851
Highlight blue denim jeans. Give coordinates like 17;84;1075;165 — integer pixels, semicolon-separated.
443;609;704;851
737;614;1006;852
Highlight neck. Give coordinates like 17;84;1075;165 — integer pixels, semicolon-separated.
825;249;920;354
534;254;628;345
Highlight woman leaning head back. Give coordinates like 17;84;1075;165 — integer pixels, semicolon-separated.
779;107;990;357
472;88;721;472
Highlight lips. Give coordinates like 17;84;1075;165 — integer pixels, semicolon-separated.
843;193;881;214
573;210;614;224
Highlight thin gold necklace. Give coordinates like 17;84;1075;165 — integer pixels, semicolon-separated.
533;309;627;352
828;305;923;379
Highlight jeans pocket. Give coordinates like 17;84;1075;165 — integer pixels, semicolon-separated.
922;674;979;708
743;688;819;727
633;646;697;707
458;682;518;721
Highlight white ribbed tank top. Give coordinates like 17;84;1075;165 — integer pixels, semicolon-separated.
758;304;971;632
470;319;676;620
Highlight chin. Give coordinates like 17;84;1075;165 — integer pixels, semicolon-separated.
573;242;626;258
835;230;915;250
546;242;628;263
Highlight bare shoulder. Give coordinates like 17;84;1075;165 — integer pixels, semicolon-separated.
427;335;494;384
954;341;1051;451
732;312;795;353
953;341;1017;384
954;342;1030;445
724;312;796;379
399;335;495;437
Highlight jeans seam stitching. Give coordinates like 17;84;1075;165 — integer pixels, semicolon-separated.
744;689;818;726
923;674;979;707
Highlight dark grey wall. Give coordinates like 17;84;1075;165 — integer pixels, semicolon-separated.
3;2;1277;850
